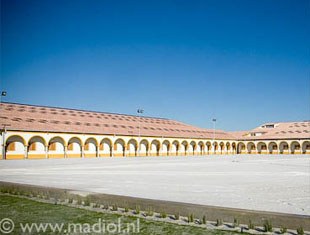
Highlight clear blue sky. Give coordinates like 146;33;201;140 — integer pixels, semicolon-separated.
1;0;309;131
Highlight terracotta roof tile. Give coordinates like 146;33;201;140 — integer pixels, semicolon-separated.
233;121;310;140
0;102;233;139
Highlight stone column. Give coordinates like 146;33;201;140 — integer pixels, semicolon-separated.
1;142;5;160
45;145;48;159
212;143;216;155
158;143;162;156
81;146;84;158
64;146;68;158
24;145;28;159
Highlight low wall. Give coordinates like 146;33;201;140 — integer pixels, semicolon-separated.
0;181;309;231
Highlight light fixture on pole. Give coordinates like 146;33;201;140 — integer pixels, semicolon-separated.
137;108;144;157
0;91;6;103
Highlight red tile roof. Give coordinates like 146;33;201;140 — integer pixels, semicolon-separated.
232;122;310;140
0;102;233;139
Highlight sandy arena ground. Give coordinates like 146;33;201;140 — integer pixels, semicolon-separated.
0;155;309;215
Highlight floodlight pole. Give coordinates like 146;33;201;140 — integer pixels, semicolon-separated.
212;118;216;153
1;125;9;160
137;108;144;157
1;91;7;160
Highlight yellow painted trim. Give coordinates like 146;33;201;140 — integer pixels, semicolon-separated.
127;153;137;157
84;153;96;158
138;153;147;157
6;154;24;160
113;153;125;157
48;154;65;159
99;153;110;157
28;154;45;159
67;154;81;158
269;151;277;154
149;153;160;157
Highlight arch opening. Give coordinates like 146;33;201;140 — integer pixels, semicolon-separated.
279;141;289;154
99;138;112;157
150;140;161;156
237;142;246;154
180;141;188;156
213;142;218;154
247;142;256;154
291;141;301;154
139;139;149;157
67;137;82;158
114;138;126;157
48;137;65;159
127;139;138;157
84;138;98;158
162;140;170;156
5;135;26;160
189;141;197;156
28;136;46;159
302;141;310;154
225;142;231;154
268;142;278;154
219;142;225;154
232;142;237;154
206;142;212;155
171;141;179;156
257;142;267;154
198;141;204;155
